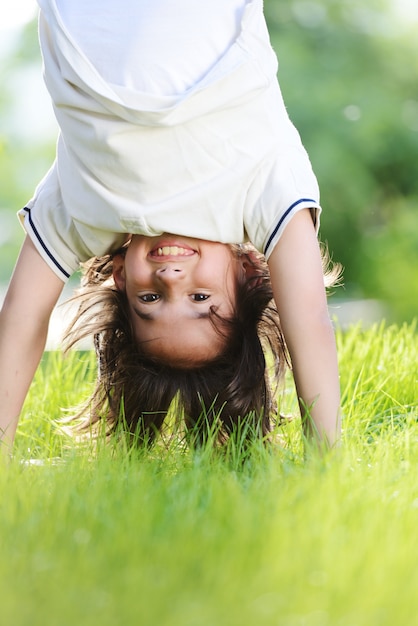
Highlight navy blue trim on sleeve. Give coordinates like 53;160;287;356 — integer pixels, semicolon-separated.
263;198;317;257
22;207;71;279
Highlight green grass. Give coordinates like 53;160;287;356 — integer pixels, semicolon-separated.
1;322;417;626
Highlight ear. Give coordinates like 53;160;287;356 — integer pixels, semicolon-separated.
239;251;264;286
112;254;126;291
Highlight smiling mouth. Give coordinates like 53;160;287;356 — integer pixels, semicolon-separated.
149;244;196;258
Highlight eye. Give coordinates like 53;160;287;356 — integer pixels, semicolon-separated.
139;293;160;302
191;294;210;302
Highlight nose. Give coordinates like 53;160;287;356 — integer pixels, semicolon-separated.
155;266;185;283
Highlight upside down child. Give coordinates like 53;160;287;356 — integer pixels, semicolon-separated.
0;0;341;452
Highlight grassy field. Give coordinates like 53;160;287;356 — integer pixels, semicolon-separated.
1;322;417;626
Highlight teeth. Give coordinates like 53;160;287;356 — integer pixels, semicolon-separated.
157;246;187;256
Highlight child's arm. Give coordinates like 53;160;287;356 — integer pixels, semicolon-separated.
268;209;341;449
0;236;64;452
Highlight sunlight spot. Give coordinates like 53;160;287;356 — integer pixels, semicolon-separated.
291;1;327;28
343;104;362;122
344;7;392;36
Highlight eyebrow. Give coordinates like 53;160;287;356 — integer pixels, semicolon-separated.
132;307;211;322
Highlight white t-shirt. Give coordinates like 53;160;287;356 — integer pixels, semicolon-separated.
55;0;247;96
19;0;321;282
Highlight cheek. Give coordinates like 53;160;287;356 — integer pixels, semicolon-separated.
198;256;233;283
124;262;151;292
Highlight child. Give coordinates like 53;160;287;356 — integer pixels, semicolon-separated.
0;0;341;451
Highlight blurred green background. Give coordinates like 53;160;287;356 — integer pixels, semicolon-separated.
0;0;417;322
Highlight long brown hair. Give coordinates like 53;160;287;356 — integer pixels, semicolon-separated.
63;241;340;447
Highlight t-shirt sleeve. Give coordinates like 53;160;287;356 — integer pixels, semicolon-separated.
244;145;322;260
17;162;93;282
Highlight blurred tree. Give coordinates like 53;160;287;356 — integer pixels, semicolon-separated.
265;0;418;320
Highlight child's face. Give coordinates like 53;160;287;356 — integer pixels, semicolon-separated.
113;235;243;367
